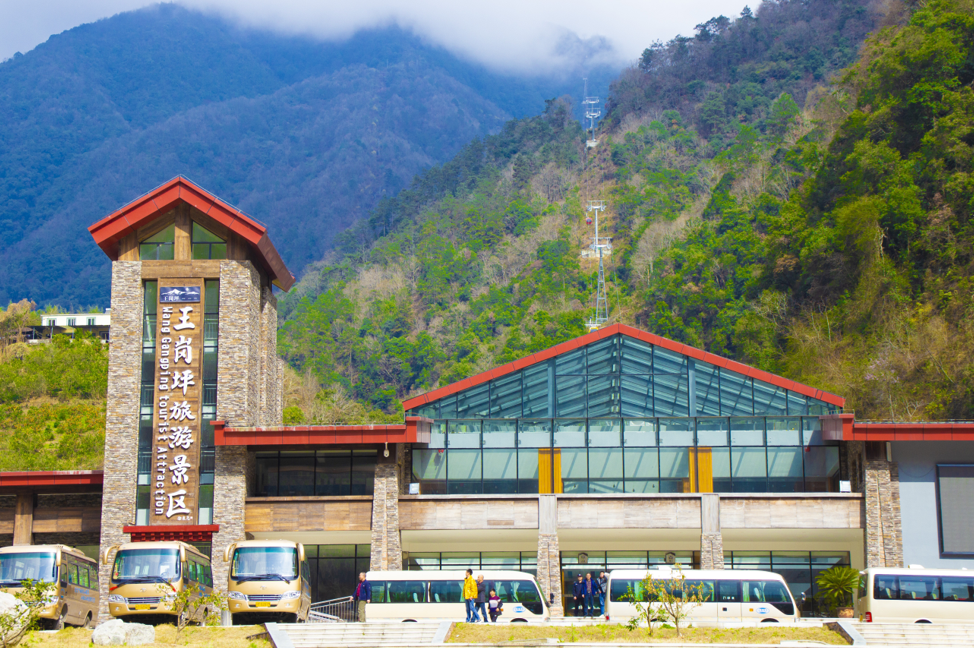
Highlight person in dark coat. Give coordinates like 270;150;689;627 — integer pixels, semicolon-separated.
475;575;488;623
583;572;602;617
598;571;608;616
353;572;372;622
572;575;586;616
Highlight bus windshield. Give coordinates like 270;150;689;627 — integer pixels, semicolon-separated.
231;547;298;582
112;548;180;584
0;552;57;585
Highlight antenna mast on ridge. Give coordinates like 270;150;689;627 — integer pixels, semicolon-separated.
582;78;601;148
586;200;609;332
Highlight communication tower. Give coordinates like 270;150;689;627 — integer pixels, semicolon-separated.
586;201;609;332
582;78;601;148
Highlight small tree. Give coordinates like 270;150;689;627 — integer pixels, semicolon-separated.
159;583;226;636
644;566;705;637
623;582;666;638
0;579;56;646
815;566;860;616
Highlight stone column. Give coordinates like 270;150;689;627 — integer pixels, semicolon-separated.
864;452;903;568
370;445;402;571
536;495;564;616
97;261;142;621
13;492;33;546
699;493;723;569
211;261;264;593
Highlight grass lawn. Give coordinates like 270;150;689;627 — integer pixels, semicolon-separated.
447;623;849;644
23;625;272;648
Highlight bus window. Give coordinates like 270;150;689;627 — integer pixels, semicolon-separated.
682;580;715;602
90;564;99;589
874;575;898;600
188;561;198;583
388;581;427;603
204;565;213;588
942;577;974;602
761;581;791;603
429;581;462;603
899;576;940;601
491;580;542;603
79;565;90;589
67;563;78;585
717;580;740;603
610;579;646;602
301;561;310;584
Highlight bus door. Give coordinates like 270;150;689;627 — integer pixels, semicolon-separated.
715;580;741;620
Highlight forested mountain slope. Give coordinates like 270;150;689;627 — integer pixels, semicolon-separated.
0;4;614;307
278;0;962;423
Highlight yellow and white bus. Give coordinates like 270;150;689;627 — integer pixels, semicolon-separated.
225;540;311;624
606;569;799;623
104;541;213;623
0;545;99;629
857;566;974;624
366;570;548;622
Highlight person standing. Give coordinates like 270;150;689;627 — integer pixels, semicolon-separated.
488;589;502;622
572;574;585;617
475;575;488;623
583;572;601;617
598;571;608;616
353;572;371;622
463;569;479;622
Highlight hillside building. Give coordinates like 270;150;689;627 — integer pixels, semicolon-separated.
0;178;971;620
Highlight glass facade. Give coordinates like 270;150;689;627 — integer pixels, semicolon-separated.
305;545;371;602
192;223;227;260
724;551;851;616
408;335;841;495
255;450;378;497
139;224;175;260
404;552;537;574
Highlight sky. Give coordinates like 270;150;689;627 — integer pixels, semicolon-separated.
0;0;754;74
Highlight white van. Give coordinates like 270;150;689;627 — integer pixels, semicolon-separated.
857;566;974;623
366;570;548;622
606;568;799;623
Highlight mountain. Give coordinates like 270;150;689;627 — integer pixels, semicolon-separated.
0;3;616;307
277;0;974;423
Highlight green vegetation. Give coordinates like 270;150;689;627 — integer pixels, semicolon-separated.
0;302;107;470
447;623;848;644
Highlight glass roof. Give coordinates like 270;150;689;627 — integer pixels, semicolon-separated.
408;334;838;419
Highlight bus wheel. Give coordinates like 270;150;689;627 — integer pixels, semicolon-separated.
760;619;778;623
83;613;93;629
916;620;932;624
53;607;66;631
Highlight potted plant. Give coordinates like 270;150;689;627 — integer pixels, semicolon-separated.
816;566;860;617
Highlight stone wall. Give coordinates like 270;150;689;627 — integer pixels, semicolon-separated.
258;285;281;427
96;261;143;620
864;458;903;568
211;260;265;592
369;446;403;571
700;533;724;569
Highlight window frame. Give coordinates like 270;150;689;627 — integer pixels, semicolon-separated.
936;463;974;557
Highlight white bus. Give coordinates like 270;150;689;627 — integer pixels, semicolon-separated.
857;566;974;624
366;570;548;622
606;568;799;623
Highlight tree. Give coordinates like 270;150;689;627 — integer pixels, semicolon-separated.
160;583;226;635
644;566;705;637
0;579;56;646
815;566;860;615
698;92;727;136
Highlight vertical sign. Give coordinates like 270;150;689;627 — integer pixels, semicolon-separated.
152;281;204;524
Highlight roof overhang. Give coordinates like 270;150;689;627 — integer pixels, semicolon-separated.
122;525;220;543
87;176;294;291
0;470;104;493
822;414;974;441
403;323;845;411
211;417;433;447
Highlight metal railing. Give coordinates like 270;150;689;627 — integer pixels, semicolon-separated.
308;596;355;623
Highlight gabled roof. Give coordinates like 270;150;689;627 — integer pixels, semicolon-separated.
402;323;845;411
88;176;294;291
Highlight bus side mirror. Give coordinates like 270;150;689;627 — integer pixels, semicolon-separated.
298;543;305;563
224;544;235;563
179;546;186;563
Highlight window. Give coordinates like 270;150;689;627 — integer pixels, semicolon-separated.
429;580;463;603
256;450;378;497
140;224;175;260
87;317;95;326
66;318;76;327
191;223;226;260
937;465;974;555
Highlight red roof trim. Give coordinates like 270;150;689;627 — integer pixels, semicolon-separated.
211;418;432;447
123;525;220;543
402;323;845;410
839;421;974;442
87;176;294;291
0;470;104;488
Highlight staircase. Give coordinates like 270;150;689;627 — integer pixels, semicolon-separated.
857;623;974;647
266;621;448;647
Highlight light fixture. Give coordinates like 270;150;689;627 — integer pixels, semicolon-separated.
384;442;389;458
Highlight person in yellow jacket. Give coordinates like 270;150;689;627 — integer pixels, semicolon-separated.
463;569;480;622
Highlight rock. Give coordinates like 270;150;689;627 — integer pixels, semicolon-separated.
91;619;155;646
0;593;30;644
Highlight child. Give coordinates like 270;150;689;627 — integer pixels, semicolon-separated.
488;589;503;622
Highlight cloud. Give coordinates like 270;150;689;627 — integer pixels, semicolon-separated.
1;0;754;73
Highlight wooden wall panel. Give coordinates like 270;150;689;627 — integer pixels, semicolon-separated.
720;496;862;529
400;499;539;530
244;499;372;534
30;507;101;534
558;497;702;529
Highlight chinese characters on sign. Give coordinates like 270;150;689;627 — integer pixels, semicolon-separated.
152;283;204;523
